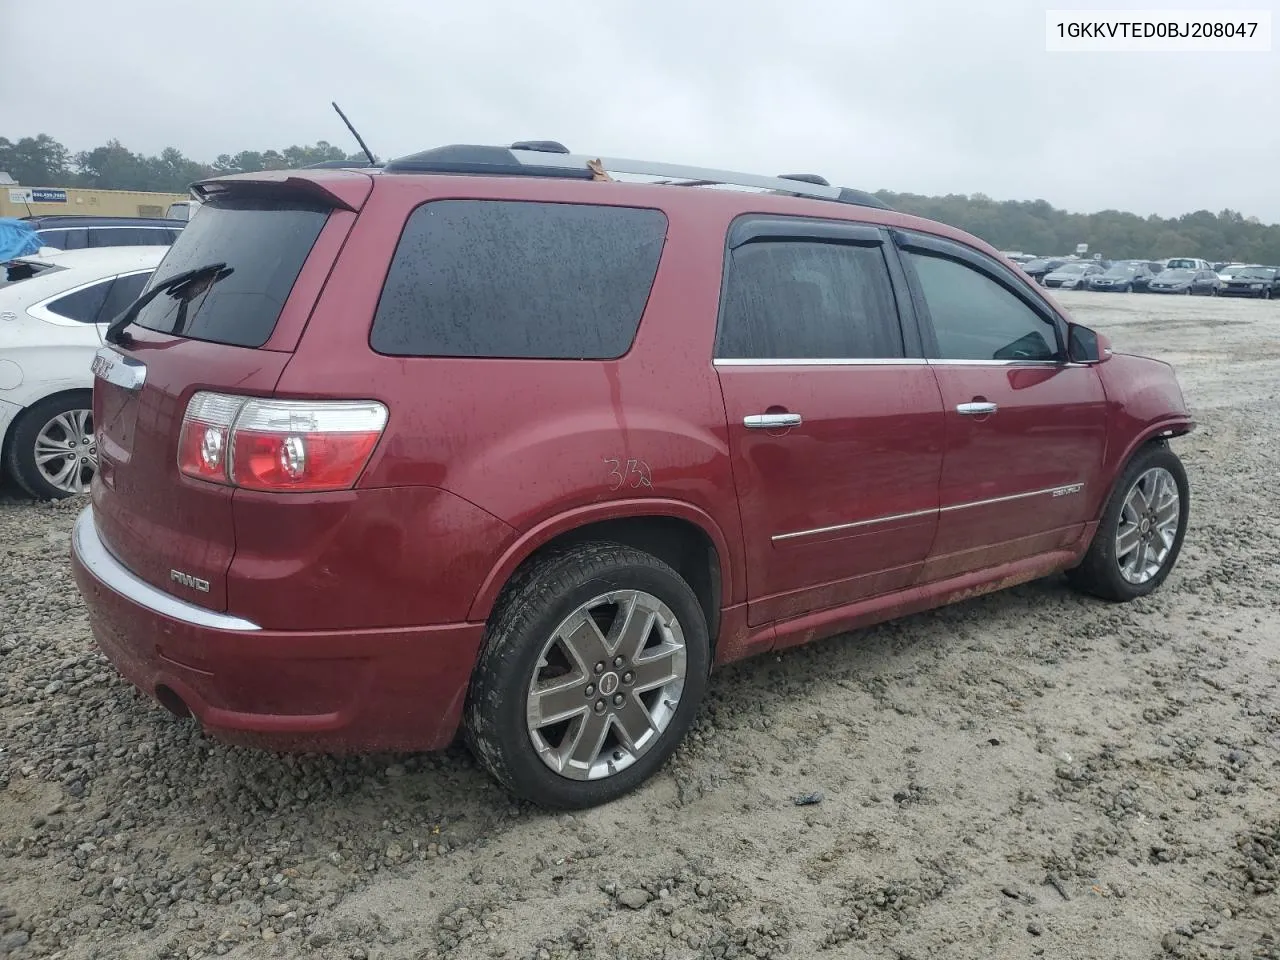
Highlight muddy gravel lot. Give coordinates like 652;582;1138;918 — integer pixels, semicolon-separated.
1;290;1278;960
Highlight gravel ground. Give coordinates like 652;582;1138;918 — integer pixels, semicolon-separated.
1;290;1278;960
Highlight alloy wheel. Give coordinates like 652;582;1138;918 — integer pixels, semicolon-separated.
1115;467;1180;585
34;409;96;495
526;589;687;781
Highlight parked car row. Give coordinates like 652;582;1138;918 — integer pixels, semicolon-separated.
1021;255;1279;298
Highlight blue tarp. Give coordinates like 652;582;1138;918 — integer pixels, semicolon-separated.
0;217;44;262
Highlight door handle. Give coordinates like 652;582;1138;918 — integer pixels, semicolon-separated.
956;401;998;416
744;413;802;429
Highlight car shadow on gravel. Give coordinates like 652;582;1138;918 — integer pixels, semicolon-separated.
75;573;1083;847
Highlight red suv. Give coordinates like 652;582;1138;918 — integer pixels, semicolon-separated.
70;143;1194;809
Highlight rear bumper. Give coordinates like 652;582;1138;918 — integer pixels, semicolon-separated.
70;506;484;752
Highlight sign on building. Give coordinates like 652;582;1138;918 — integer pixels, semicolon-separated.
7;188;68;204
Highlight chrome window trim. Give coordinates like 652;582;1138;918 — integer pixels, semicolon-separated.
713;357;1064;367
713;357;926;367
72;506;261;632
772;483;1085;543
926;358;1061;367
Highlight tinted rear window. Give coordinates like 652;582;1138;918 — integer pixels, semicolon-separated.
370;200;667;359
132;198;329;347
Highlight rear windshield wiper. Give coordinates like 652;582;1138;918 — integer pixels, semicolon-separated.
103;262;233;345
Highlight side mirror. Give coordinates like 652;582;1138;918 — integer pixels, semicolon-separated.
1067;323;1112;363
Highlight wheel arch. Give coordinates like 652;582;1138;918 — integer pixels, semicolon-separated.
1;385;94;468
468;499;735;646
1093;422;1191;522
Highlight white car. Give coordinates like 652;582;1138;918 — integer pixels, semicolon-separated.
0;247;165;498
164;199;202;221
1163;257;1212;272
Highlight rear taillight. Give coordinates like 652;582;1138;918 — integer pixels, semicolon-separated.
178;392;388;492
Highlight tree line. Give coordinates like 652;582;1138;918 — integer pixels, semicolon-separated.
877;191;1280;266
5;133;1280;264
0;133;363;197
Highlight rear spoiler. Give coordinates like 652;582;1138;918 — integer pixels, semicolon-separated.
191;169;374;212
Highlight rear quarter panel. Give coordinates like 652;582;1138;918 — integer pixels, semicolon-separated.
273;176;746;621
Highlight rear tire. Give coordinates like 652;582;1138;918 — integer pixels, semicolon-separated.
3;392;96;500
1067;444;1189;602
465;542;710;809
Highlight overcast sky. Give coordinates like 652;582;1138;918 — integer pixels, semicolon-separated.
9;0;1279;221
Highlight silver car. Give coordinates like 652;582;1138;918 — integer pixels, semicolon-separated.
1042;261;1103;289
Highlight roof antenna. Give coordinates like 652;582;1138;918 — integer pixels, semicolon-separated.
331;101;377;166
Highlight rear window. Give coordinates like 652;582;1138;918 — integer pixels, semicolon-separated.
370;200;667;359
132;198;329;347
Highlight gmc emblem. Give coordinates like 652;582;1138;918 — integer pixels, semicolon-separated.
170;569;211;593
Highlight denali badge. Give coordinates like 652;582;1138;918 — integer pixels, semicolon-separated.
1051;483;1085;498
170;569;211;593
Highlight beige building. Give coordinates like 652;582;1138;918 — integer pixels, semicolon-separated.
1;184;189;219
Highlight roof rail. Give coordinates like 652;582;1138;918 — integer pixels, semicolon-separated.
381;144;892;210
303;159;383;169
778;173;831;186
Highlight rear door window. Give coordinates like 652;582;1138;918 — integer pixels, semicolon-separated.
132;198;330;347
98;271;153;324
370;200;667;359
716;240;904;359
39;229;88;251
46;279;113;323
88;227;168;248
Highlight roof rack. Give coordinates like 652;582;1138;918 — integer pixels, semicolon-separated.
381;143;892;211
302;159;383;169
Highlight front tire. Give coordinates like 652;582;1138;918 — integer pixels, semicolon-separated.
1067;444;1189;602
465;542;710;809
3;392;96;500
